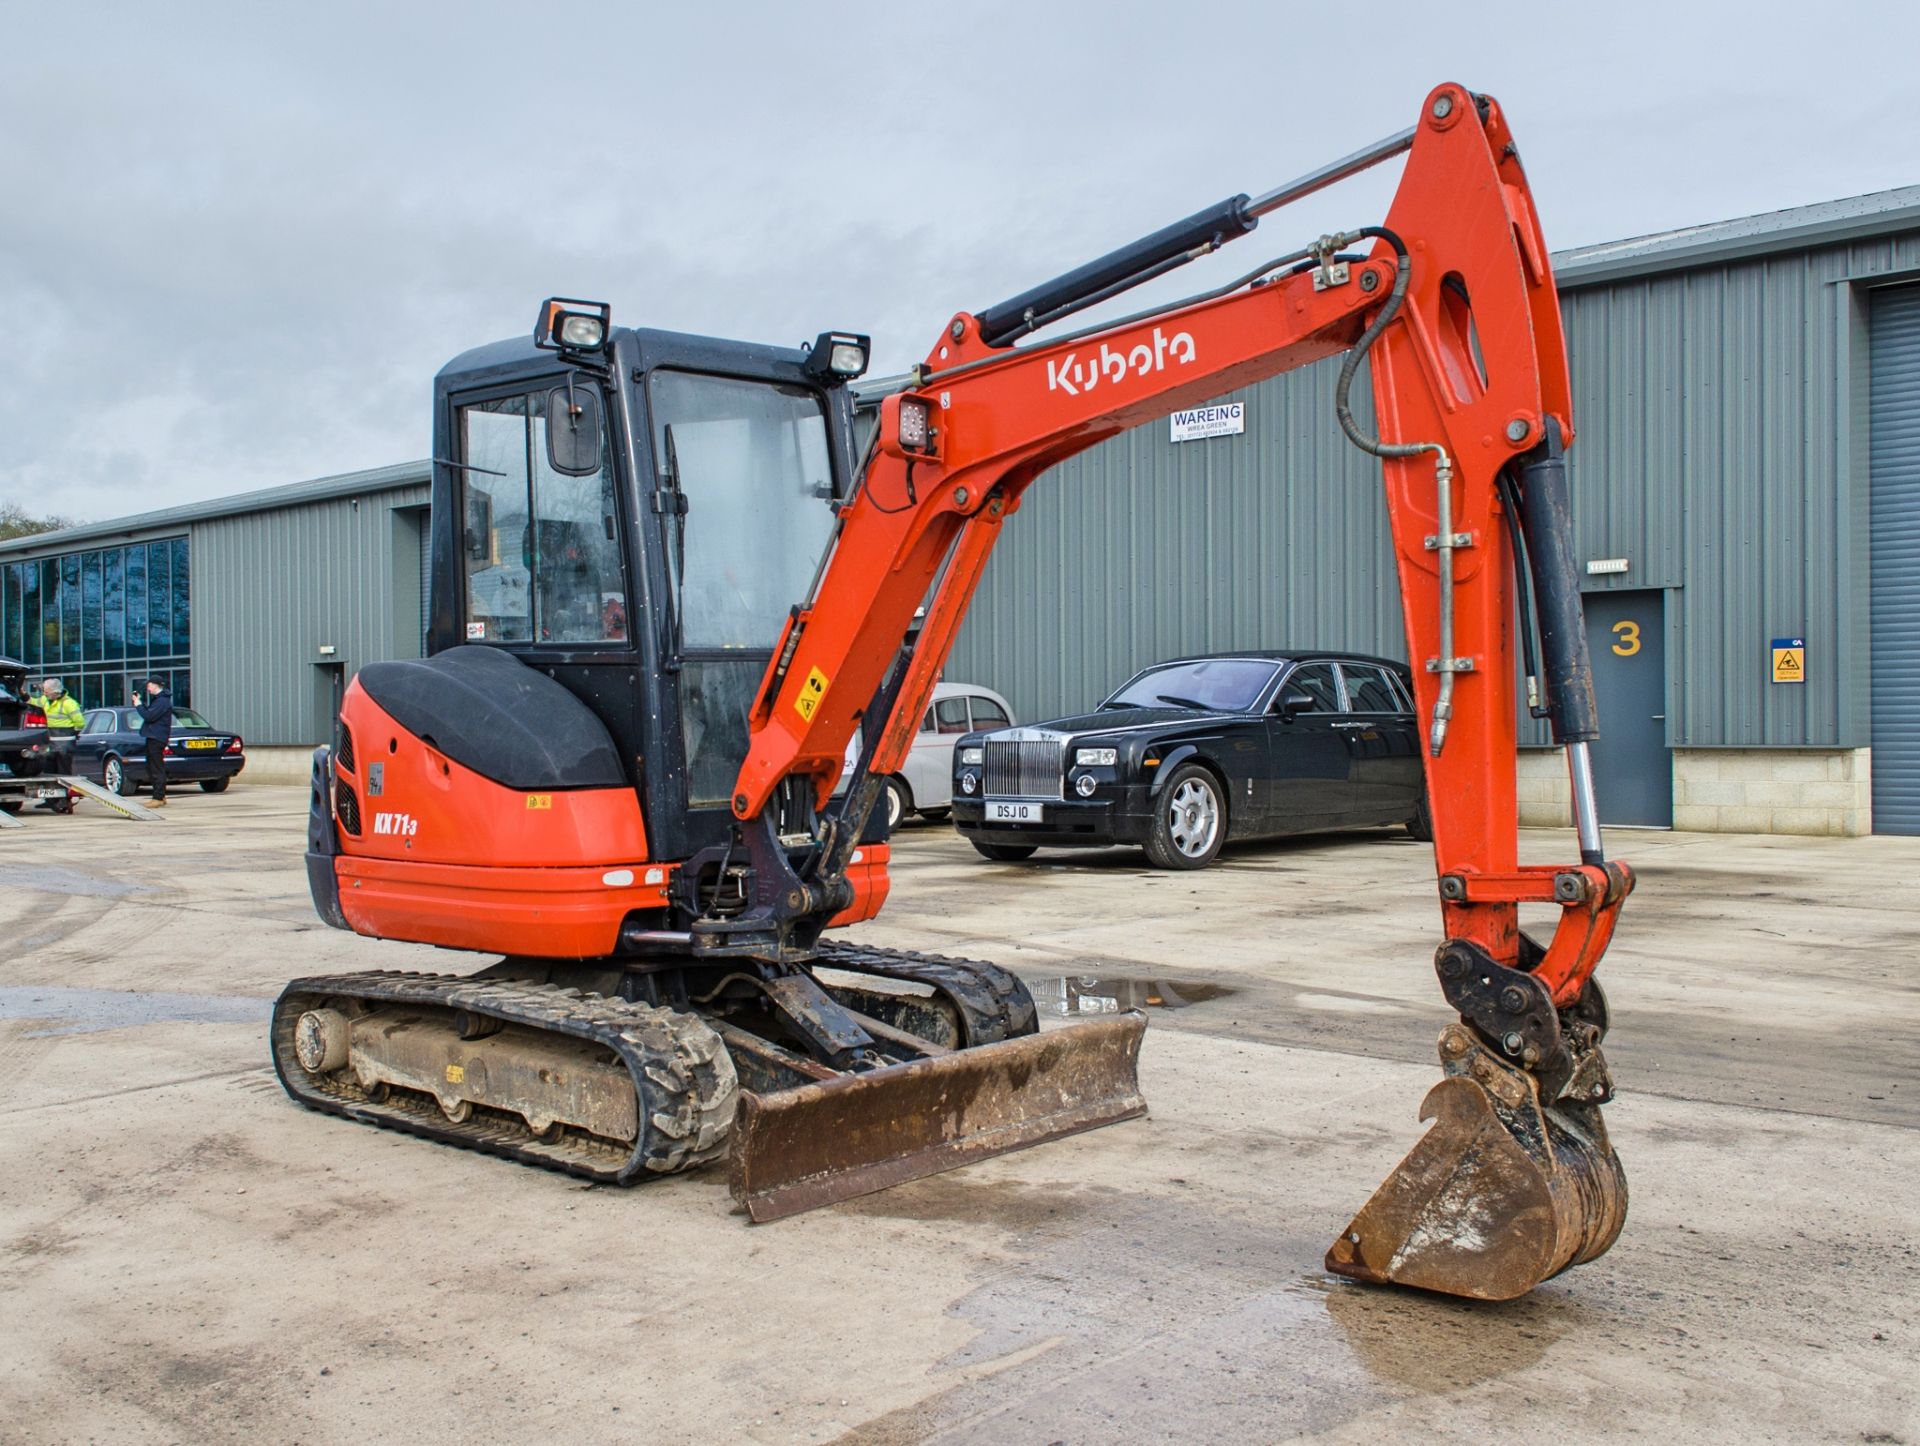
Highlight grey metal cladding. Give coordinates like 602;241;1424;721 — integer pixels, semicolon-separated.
947;362;1403;726
191;484;430;745
950;217;1920;749
1869;282;1920;833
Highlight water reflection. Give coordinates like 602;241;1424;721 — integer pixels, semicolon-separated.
1026;975;1235;1017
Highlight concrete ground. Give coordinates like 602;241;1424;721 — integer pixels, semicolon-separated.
0;786;1914;1444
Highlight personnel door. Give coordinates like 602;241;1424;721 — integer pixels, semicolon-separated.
1583;589;1671;827
1267;662;1351;831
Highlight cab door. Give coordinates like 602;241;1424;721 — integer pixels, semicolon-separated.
1266;662;1351;831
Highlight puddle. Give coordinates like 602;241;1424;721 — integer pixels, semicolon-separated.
0;986;265;1037
1025;975;1236;1017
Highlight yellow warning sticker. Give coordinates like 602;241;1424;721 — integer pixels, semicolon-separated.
526;794;553;810
1771;637;1805;684
794;666;830;723
444;1064;466;1084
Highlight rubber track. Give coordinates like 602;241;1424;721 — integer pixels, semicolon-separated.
812;941;1039;1044
271;972;738;1185
271;945;1037;1186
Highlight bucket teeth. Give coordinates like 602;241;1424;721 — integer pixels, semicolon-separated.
730;1013;1147;1222
1327;1025;1627;1301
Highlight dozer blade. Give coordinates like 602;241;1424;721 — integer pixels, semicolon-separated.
1326;1025;1627;1301
730;1012;1147;1222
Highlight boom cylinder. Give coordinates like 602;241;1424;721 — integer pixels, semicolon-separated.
974;196;1258;346
1517;420;1599;745
1517;419;1605;865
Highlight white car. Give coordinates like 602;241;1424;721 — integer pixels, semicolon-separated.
840;681;1016;829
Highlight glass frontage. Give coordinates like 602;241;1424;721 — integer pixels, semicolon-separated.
0;537;191;709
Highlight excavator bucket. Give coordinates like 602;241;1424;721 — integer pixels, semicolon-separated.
1326;1025;1627;1301
730;1012;1147;1221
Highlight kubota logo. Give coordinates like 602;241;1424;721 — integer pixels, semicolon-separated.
373;811;419;837
1046;326;1197;397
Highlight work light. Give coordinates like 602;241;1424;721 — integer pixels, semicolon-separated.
805;331;870;380
898;397;932;452
533;297;612;353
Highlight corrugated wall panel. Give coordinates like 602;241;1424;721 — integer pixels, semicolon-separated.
947;363;1400;724
952;226;1920;744
1869;282;1920;832
190;484;429;744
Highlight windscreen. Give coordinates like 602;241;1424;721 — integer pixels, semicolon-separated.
649;371;836;650
1104;659;1279;713
648;370;839;805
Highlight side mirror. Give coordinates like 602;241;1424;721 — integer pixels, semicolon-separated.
1278;690;1314;719
546;386;603;476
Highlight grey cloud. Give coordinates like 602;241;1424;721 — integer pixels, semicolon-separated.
2;0;1913;522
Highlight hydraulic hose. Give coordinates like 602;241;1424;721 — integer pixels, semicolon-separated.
1330;226;1457;756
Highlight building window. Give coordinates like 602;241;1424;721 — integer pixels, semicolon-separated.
0;538;191;710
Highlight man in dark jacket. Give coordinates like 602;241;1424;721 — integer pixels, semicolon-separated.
132;678;173;806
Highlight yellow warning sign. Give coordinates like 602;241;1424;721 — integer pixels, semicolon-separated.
794;666;830;722
525;794;553;810
1771;637;1805;684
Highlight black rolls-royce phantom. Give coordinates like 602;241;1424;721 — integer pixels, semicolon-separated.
950;651;1429;870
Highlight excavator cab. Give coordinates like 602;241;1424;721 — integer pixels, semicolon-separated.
423;312;875;874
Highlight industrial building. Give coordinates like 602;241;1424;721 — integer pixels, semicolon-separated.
0;463;428;780
944;186;1920;837
4;187;1916;832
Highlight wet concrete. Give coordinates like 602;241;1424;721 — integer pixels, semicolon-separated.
0;985;265;1037
1;789;1916;1443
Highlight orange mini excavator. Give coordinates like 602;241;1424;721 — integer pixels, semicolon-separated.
274;83;1630;1300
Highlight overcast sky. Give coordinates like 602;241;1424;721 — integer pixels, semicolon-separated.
2;0;1914;524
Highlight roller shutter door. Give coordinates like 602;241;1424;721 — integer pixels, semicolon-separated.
1871;283;1920;834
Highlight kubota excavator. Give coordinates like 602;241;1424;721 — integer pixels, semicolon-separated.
274;82;1630;1300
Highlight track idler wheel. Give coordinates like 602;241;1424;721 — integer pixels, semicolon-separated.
1326;1023;1626;1301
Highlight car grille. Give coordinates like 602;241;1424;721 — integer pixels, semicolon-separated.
983;738;1063;799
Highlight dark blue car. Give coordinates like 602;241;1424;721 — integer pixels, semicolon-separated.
72;706;247;795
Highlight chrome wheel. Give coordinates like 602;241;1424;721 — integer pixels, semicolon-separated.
104;757;128;795
1167;777;1220;859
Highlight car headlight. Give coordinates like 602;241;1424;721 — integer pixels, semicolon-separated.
960;771;978;795
959;747;984;766
1075;773;1098;798
1075;747;1118;767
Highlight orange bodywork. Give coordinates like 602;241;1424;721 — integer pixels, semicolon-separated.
735;82;1626;1006
327;685;888;957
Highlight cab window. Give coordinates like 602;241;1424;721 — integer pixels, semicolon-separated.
458;390;628;647
1281;663;1343;713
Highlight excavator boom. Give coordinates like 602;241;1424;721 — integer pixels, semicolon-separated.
714;83;1631;1295
277;85;1629;1300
